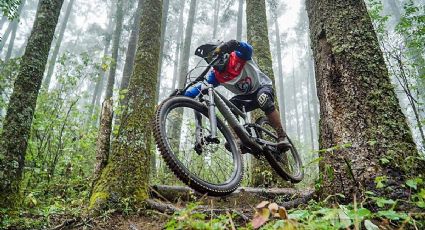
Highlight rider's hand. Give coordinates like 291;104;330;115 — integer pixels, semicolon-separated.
216;40;239;55
213;46;223;56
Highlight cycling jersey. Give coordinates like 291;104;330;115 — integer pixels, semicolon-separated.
185;41;273;97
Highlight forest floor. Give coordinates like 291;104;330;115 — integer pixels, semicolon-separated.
3;185;424;229
43;186;314;229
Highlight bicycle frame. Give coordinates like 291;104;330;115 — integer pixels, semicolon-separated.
181;56;278;153
195;83;264;152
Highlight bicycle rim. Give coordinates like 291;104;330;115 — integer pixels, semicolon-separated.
154;97;243;195
256;117;304;182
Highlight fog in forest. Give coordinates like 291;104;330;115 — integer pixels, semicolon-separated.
0;0;424;228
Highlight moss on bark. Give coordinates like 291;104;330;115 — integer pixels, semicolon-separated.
306;0;424;203
246;0;290;187
89;0;163;212
0;0;64;209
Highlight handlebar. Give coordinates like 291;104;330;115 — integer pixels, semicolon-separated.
180;55;221;94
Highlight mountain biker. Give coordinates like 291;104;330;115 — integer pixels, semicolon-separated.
184;40;290;152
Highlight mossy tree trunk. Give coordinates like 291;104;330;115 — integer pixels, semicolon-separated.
246;0;285;187
89;0;163;211
0;0;64;208
115;0;144;124
306;0;425;203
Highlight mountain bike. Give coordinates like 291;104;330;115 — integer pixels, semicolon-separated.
153;55;303;196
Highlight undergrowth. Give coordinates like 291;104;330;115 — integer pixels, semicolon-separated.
165;182;425;230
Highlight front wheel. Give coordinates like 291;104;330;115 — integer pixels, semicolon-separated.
256;117;304;183
153;96;243;196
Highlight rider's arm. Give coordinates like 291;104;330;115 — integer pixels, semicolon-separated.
234;41;253;61
218;40;253;61
184;71;219;98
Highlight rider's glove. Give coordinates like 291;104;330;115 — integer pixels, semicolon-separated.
214;40;240;55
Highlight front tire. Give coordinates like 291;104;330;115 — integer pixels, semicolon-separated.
153;96;243;196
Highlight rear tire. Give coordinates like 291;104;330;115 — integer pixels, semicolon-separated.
256;117;304;183
153;96;243;196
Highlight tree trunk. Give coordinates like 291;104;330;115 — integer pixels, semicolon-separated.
43;0;75;90
92;99;113;185
117;0;144;114
171;0;186;91
177;0;197;89
0;0;64;208
236;0;243;41
104;0;123;101
155;0;169;102
4;20;18;61
93;0;124;177
306;65;315;150
0;0;25;53
0;23;13;51
291;50;301;141
306;0;424;203
89;0;163;211
212;0;220;38
87;32;112;127
307;56;319;149
246;0;283;187
273;15;286;130
0;16;7;30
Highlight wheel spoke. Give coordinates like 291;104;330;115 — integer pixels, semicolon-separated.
163;104;238;185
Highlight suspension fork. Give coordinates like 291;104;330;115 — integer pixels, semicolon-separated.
204;83;219;143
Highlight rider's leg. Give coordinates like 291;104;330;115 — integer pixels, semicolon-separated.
266;109;290;151
256;86;290;151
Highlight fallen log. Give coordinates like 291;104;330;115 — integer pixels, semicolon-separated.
146;199;251;222
150;185;315;209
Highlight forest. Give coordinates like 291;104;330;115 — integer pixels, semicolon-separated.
0;0;424;229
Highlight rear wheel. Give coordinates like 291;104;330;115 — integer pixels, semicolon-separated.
256;117;304;183
153;96;243;196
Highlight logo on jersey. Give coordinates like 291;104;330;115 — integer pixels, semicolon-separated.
258;93;269;108
235;77;253;93
234;63;242;72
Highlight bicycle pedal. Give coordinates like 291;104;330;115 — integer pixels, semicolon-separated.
194;143;203;155
205;135;220;144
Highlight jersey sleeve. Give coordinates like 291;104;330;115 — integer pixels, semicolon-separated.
234;41;253;61
184;71;220;98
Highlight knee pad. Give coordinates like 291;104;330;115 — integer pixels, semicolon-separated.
257;92;275;114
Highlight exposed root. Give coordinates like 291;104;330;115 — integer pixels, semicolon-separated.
145;199;180;214
278;190;315;209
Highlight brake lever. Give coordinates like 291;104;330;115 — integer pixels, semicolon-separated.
170;89;184;97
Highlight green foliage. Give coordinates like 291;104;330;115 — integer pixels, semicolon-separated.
0;58;20;126
1;52;101;228
367;0;425;151
165;203;241;230
0;0;21;20
396;1;425;53
165;186;425;230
